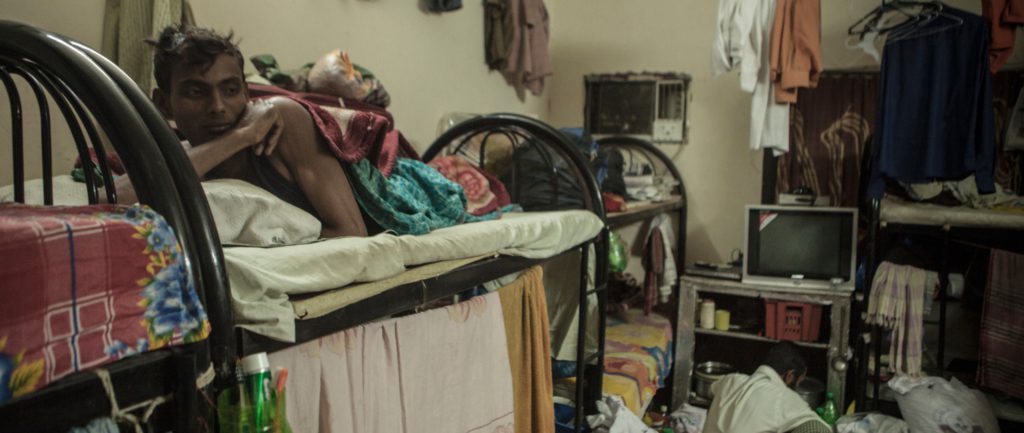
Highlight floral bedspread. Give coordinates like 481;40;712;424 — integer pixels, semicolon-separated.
0;204;209;403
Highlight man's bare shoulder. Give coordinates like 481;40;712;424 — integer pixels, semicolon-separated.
261;95;326;161
263;96;308;117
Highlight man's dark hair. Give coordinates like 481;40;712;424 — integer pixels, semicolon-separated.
765;341;807;377
148;24;244;91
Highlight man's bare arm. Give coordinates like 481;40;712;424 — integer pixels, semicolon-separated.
271;99;367;238
113;100;283;203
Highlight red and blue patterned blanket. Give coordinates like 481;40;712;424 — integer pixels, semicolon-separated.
0;204;209;403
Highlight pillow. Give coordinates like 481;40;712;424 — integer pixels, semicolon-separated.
0;175;90;205
1;176;320;246
202;179;321;246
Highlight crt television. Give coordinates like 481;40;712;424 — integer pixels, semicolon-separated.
743;205;857;291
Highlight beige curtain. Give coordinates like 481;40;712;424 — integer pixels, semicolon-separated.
101;0;194;94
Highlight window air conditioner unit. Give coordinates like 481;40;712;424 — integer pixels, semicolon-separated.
584;72;692;144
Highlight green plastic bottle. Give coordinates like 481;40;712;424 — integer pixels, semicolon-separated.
819;391;838;426
242;352;273;432
608;231;628;273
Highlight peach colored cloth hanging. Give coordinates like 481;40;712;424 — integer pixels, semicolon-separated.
983;0;1024;73
770;0;821;104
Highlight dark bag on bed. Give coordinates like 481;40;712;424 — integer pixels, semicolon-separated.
594;147;626;196
501;138;586;211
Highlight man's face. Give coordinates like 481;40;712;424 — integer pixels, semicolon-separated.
157;53;247;145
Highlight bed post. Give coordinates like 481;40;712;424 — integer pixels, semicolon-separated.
937;225;950;378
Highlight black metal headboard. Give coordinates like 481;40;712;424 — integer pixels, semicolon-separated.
0;21;236;383
424;113;607;219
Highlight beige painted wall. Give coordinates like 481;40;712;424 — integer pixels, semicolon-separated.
0;0;545;185
0;0;107;186
2;1;1020;264
188;0;547;150
545;0;1013;265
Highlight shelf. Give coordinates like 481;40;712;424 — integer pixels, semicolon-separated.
694;327;829;349
606;196;684;228
684;275;849;303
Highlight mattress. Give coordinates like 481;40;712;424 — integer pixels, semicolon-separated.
0;204;209;404
603;309;673;416
881;196;1024;229
225;210;605;341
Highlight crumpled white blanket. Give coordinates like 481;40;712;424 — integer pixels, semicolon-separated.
587;395;656;433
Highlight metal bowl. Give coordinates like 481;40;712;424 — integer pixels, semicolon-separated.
795;376;826;408
693;361;736;400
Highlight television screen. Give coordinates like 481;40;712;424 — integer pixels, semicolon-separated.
744;206;856;288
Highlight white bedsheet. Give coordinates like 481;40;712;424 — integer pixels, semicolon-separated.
225;210;605;341
881;196;1024;229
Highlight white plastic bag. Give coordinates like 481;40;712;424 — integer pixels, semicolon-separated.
837;413;908;433
889;375;1000;433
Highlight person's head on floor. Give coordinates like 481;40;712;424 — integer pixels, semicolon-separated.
149;24;248;146
765;341;806;389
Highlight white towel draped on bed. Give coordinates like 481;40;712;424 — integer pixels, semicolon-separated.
268;292;515;433
226;210;604;341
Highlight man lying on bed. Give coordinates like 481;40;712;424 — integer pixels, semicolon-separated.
115;24;367;238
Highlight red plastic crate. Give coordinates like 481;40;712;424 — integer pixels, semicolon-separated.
764;300;823;342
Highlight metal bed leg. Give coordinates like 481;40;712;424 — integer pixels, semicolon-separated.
938;226;950;378
592;229;608;413
867;198;882;410
575;244;590;433
173;346;199;433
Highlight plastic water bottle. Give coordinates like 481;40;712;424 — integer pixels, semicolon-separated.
242;352;273;432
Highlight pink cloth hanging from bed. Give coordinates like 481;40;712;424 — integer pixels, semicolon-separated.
269;292;515;433
978;248;1024;399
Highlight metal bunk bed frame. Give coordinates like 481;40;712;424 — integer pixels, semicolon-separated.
595;136;690;410
858;197;1024;411
0;21;611;432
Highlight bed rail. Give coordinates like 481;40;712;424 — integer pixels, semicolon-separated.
425;114;610;430
595;135;690;409
0;20;235;430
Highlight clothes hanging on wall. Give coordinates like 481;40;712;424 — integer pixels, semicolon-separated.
977;248;1024;400
643;214;676;308
769;0;822;104
867;7;996;199
710;0;756;77
751;0;792;155
493;0;552;95
982;0;1024;73
711;0;791;154
773;70;1024;206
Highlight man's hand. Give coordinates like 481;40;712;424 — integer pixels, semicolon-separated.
234;99;285;156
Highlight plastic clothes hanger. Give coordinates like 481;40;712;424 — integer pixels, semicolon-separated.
849;0;945;39
885;1;964;42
